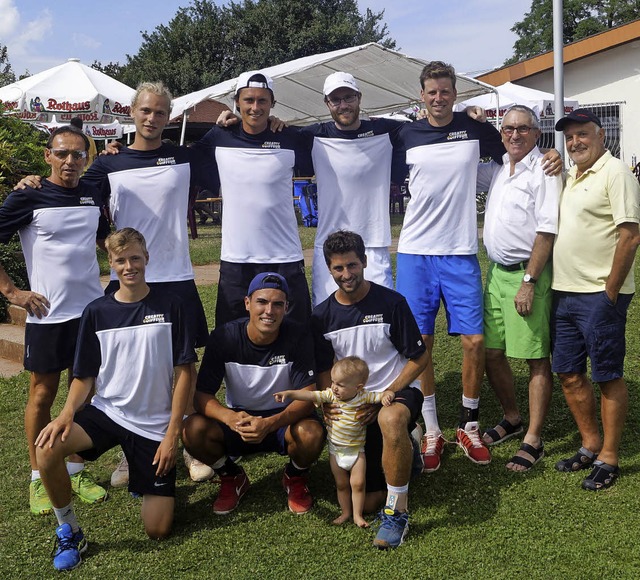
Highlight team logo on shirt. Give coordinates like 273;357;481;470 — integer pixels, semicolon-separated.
268;354;286;365
447;130;468;141
262;142;281;149
357;130;374;138
143;314;165;324
156;157;177;166
79;197;96;205
362;314;384;324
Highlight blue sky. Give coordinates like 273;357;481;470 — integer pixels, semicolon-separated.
3;0;532;84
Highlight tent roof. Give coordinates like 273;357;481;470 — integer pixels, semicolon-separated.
171;43;494;124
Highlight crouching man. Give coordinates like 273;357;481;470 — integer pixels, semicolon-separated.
35;228;196;571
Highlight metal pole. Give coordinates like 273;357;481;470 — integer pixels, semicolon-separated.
180;109;189;146
553;0;565;163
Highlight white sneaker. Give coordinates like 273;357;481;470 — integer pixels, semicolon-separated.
183;449;214;482
111;452;129;487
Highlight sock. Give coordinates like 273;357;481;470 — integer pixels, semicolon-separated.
459;397;479;429
285;460;308;477
385;484;409;512
66;462;85;477
31;470;40;481
53;503;80;533
421;394;440;434
212;456;240;476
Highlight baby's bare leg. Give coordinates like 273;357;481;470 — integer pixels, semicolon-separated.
350;453;368;528
329;454;352;525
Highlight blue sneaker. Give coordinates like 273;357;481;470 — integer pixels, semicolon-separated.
373;507;409;549
52;523;87;571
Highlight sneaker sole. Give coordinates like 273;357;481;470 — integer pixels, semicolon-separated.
422;459;441;473
31;505;53;516
54;539;88;571
373;526;409;549
74;491;108;505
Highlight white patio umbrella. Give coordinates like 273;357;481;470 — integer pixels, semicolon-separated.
0;58;134;138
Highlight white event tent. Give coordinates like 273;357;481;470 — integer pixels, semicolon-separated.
171;43;496;141
456;81;579;126
0;58;134;139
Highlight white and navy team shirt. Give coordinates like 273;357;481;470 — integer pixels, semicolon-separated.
196;318;316;413
83;144;203;283
194;124;313;264
303;119;407;249
311;283;425;393
74;288;197;442
396;114;504;255
0;180;107;324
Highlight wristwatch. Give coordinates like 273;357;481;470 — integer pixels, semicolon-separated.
523;274;537;284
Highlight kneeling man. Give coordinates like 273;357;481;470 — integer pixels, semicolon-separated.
36;228;195;571
182;273;325;515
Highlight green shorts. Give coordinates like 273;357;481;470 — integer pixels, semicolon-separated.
483;262;552;359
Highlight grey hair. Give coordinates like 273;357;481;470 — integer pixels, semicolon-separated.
503;105;540;130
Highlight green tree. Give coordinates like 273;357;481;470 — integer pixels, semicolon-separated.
100;0;396;96
506;0;640;64
0;44;16;88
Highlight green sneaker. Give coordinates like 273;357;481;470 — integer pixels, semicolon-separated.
30;478;53;515
70;470;108;504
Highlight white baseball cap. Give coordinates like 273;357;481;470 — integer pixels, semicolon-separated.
235;71;274;96
323;72;360;96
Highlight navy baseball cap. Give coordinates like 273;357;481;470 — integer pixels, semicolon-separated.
555;108;602;131
247;272;289;297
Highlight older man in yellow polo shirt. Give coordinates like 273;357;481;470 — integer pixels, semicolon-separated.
552;108;640;491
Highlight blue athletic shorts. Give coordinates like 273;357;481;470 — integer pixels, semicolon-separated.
75;404;176;497
24;317;80;374
396;254;483;336
364;386;424;493
551;291;633;383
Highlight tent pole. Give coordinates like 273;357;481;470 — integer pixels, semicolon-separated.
553;0;565;164
180;109;189;146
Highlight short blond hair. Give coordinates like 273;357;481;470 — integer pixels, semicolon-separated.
105;227;148;257
332;356;369;386
132;81;173;113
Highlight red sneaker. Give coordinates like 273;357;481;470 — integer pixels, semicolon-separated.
456;427;491;465
282;471;313;514
212;468;250;515
421;432;446;472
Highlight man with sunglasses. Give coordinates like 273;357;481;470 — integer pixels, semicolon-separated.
0;126;109;515
477;105;561;472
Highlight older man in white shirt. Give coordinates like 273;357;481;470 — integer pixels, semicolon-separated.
477;105;561;471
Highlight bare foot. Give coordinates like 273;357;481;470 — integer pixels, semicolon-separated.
332;513;352;525
353;516;369;528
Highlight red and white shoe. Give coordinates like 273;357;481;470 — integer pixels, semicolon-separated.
282;471;313;514
456;427;491;465
421;431;446;472
212;467;250;515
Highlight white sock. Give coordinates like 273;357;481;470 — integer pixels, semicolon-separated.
211;456;227;470
462;395;479;409
31;470;40;481
66;462;85;476
421;395;440;433
53;503;80;533
386;484;409;512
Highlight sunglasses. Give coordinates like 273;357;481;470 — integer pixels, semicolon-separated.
48;149;88;160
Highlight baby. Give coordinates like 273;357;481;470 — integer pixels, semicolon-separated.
275;356;394;527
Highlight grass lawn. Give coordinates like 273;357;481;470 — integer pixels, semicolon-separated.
2;219;640;578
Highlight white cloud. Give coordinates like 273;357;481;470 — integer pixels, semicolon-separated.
72;33;101;51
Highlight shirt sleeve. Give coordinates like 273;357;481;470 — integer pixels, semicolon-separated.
534;169;561;235
0;190;34;243
289;326;316;389
170;297;198;367
389;298;427;360
608;165;640;226
479;122;506;164
311;311;335;374
195;326;226;395
72;304;101;378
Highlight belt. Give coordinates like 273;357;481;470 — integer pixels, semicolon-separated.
497;260;529;272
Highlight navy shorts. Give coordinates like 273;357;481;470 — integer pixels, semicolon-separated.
396;254;484;336
105;279;209;347
364;387;424;493
551;291;633;383
75;404;176;497
218;408;322;458
215;260;311;326
24;318;80;374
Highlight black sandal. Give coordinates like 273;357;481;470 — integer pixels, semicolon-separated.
482;419;523;446
555;447;596;472
507;441;544;472
582;461;619;491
